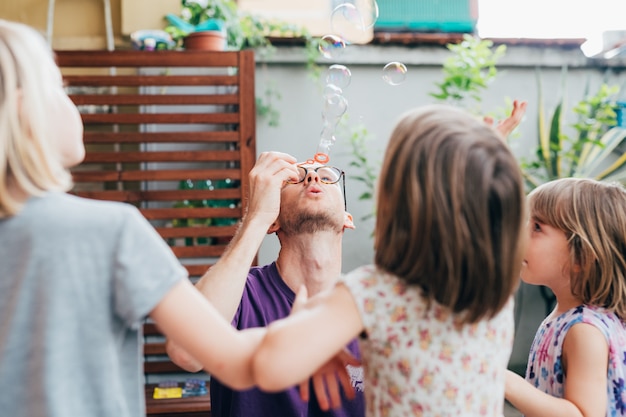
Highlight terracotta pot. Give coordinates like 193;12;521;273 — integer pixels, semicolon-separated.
184;30;226;51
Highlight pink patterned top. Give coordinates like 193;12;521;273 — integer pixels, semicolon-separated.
341;265;514;417
525;305;626;417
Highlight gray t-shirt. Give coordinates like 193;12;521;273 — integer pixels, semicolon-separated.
0;192;187;417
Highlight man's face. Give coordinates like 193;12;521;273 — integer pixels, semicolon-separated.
276;162;350;235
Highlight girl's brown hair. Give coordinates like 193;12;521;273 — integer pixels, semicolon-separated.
529;178;626;319
374;104;526;324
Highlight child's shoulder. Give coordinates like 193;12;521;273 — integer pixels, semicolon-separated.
341;265;399;289
558;304;626;338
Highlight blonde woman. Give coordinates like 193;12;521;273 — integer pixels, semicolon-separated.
0;19;270;417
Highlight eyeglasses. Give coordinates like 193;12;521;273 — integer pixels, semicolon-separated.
287;166;344;185
286;165;346;209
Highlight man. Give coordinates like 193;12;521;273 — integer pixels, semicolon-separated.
166;151;365;417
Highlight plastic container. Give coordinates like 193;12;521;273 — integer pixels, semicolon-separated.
617;101;626;127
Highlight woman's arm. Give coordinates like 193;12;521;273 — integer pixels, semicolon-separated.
150;279;265;390
252;283;364;392
506;323;608;417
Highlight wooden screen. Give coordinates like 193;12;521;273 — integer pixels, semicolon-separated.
56;50;256;278
56;49;257;416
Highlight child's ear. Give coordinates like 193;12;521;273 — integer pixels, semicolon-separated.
343;212;355;230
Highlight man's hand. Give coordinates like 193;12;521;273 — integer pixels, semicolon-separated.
484;99;528;139
245;152;299;229
299;349;361;410
290;286;361;410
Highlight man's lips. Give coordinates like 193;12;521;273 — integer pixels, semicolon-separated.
305;184;323;194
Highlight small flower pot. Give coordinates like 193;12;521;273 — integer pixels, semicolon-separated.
183;30;226;51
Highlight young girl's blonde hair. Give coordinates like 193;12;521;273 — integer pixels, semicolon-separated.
529;178;626;319
0;20;73;218
374;104;526;324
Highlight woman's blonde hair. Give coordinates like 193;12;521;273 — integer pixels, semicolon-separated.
0;20;73;218
374;104;526;324
529;178;626;319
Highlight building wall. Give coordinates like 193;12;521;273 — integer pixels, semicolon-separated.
0;0;178;49
252;45;626;371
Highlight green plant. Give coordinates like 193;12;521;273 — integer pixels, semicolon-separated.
165;0;236;48
346;35;510;223
519;67;626;191
429;34;507;113
255;80;282;128
344;120;379;222
171;178;239;246
165;0;321;128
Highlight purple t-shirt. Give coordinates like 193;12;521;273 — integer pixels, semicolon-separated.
210;262;365;417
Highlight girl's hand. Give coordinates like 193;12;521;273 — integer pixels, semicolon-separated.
484;100;528;139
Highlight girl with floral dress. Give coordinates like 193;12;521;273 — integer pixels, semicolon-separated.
251;103;528;416
505;178;626;417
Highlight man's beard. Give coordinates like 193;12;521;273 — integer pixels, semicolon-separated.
279;211;343;235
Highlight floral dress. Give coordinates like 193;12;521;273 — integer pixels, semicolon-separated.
525;305;626;416
341;265;515;417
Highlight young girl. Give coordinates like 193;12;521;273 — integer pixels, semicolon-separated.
505;178;626;417
252;104;528;416
0;19;283;417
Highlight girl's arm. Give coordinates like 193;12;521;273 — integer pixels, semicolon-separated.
506;323;609;417
150;279;265;390
252;283;364;392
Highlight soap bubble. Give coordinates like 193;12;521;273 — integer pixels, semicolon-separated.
330;0;378;44
323;83;343;99
319;34;346;60
330;1;379;33
382;62;407;86
326;64;352;90
319;124;337;143
323;92;348;118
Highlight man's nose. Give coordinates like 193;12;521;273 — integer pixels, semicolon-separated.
305;171;321;183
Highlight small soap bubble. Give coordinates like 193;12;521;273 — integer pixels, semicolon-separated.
382;62;407;86
320;121;338;143
326;64;352;90
319;34;346;60
323;83;343;100
323;93;348;118
357;0;379;29
316;138;334;157
330;3;362;44
330;1;379;43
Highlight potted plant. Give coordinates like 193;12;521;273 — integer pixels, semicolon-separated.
520;66;626;191
165;0;307;52
165;0;231;50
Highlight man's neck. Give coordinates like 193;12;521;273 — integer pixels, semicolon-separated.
275;231;343;297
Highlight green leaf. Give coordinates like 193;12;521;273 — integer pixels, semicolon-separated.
577;127;626;177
